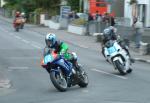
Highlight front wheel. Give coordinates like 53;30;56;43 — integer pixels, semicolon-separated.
114;60;126;75
78;67;89;88
15;27;19;32
50;69;67;92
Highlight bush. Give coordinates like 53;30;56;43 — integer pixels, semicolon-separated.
71;18;87;26
34;8;47;14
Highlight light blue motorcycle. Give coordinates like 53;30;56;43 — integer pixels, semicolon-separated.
104;40;132;75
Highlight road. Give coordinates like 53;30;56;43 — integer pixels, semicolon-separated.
0;18;150;103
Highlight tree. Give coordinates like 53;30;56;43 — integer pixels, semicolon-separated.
3;0;61;15
67;0;80;12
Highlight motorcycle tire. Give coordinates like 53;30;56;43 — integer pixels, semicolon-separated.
50;70;67;92
20;24;24;29
114;60;126;75
78;67;89;88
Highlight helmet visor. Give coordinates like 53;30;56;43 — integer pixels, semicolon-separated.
46;40;53;47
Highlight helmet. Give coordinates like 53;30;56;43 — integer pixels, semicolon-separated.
15;11;20;17
103;26;114;41
45;33;56;47
21;12;25;16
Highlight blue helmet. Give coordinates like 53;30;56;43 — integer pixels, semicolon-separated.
45;33;56;47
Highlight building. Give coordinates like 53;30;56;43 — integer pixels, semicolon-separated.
109;0;124;17
83;0;124;17
124;0;150;27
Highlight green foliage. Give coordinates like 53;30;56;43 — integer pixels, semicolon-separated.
3;0;61;15
67;0;80;12
34;8;46;14
129;0;137;5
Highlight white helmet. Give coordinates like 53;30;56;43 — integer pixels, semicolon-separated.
21;12;25;16
45;33;56;47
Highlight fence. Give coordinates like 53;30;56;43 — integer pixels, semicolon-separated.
0;8;14;18
115;17;131;27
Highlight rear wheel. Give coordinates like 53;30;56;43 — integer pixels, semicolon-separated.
50;69;67;92
20;24;24;29
78;67;89;88
114;60;126;75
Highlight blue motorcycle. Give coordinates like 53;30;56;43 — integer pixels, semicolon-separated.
41;51;88;92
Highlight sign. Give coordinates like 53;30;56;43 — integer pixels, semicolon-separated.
60;6;71;18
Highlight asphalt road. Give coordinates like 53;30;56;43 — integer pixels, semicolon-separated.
0;18;150;103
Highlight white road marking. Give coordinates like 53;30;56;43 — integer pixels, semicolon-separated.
82;90;89;93
31;41;43;47
72;42;89;49
91;69;128;80
31;44;42;49
0;79;11;89
9;33;14;36
8;67;29;70
21;39;30;44
79;45;89;49
0;24;44;49
147;60;150;63
8;33;42;49
8;57;40;59
0;89;16;96
14;35;21;40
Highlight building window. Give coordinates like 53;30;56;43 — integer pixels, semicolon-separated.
96;3;106;7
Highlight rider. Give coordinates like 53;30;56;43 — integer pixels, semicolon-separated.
44;33;80;71
13;11;21;28
101;26;134;63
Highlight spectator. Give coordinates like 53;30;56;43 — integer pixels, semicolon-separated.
88;13;93;21
68;12;73;19
95;11;102;21
132;17;144;48
110;15;115;26
72;11;79;19
102;12;110;23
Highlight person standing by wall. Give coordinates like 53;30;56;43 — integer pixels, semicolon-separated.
110;15;115;26
95;11;102;21
132;17;144;48
85;13;94;35
95;11;102;33
102;12;110;26
88;13;93;21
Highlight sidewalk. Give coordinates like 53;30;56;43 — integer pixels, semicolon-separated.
0;15;150;64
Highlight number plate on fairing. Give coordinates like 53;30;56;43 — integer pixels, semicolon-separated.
44;54;54;64
107;47;117;54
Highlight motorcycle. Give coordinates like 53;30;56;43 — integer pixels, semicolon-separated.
41;51;88;92
104;40;132;75
13;18;22;32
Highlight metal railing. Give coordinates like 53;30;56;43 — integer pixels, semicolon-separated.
115;17;131;27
